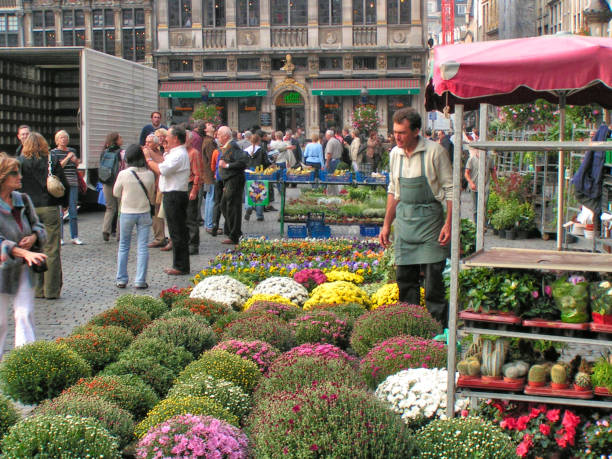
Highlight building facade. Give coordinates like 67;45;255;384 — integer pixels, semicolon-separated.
154;0;428;135
0;0;154;62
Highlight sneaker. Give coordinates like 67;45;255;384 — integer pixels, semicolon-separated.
60;239;65;246
71;238;84;245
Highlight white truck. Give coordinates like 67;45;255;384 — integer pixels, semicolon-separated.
0;46;158;202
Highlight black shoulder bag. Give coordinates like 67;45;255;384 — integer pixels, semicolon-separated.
130;170;155;217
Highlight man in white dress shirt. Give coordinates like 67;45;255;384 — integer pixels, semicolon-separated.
144;125;191;275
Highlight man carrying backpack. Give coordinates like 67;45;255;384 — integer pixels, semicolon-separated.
99;132;125;241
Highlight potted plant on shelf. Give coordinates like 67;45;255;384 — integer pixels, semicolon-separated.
591;355;612;395
591;280;612;325
527;364;548;388
516;202;536;239
480;335;509;381
550;362;570;390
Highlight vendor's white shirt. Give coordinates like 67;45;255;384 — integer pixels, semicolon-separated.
158;144;190;192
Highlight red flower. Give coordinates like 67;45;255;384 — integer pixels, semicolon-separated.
539;423;551;436
292;404;301;413
561;410;581;430
500;417;516;430
516;415;530;431
546;409;560;422
516;434;533;458
310;444;319;451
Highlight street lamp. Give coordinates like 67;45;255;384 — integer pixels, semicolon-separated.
200;85;209;102
360;86;369;104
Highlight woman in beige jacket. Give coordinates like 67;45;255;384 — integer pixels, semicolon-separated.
349;129;361;172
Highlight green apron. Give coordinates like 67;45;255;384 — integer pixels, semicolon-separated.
394;151;449;265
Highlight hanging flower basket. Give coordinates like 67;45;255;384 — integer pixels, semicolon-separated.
351;104;380;135
192;103;223;127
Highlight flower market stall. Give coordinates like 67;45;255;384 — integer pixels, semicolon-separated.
427;34;612;433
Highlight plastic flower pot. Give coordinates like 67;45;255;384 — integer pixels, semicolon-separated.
482;375;502;382
573;384;591;392
551;382;569;390
592;312;612;325
503;376;525;384
527;380;546;388
505;228;517;240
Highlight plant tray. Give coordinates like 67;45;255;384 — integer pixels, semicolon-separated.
457;375;524;391
589;322;612;334
286;171;315;182
359;225;380;237
594;386;612;397
287;225;307;239
459;310;522;325
524;385;594;399
522;319;590;330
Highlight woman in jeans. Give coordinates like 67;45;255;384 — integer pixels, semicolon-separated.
51;130;83;245
18;132;68;300
0;153;47;360
113;144;155;289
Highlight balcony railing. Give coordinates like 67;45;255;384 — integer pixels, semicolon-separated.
353;26;377;46
271;27;308;48
203;28;226;48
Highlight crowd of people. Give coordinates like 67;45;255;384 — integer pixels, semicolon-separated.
0;108;484;358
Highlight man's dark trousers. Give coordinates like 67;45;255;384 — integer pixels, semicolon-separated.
212;180;224;233
396;261;448;328
220;175;245;243
186;182;200;252
163;191;190;273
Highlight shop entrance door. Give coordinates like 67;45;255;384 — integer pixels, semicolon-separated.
276;106;305;132
275;91;305;132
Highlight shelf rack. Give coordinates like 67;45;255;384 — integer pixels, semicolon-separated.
446;104;612;417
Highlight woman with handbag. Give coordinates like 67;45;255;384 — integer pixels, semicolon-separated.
113;144;155;289
51;130;83;245
18;132;68;300
0;153;47;359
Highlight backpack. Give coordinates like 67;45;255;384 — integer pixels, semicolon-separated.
98;147;119;184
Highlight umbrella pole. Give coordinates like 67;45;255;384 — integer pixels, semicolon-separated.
557;94;566;251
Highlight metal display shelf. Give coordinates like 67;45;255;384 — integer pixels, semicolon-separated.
462;247;612;272
458;390;612;409
462;326;612;347
469;140;611;151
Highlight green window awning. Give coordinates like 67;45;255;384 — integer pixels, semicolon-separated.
159;81;268;98
311;78;420;96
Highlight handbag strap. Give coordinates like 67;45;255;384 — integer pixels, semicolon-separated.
48;154;53;177
130;170;153;207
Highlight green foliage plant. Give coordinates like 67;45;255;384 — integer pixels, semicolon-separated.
0;341;91;405
168;373;251;420
177;349;261;393
222;313;296;351
0;393;19;441
88;304;152;335
1;414;121;458
35;392;134;448
100;356;175;397
416;417;516;459
173;297;231;323
192;103;222;126
62;374;158;421
136;317;217;357
591;357;612;391
118;337;193;373
135;396;238;438
350;303;442;357
248;382;416;458
116;294;168;320
290;310;351;348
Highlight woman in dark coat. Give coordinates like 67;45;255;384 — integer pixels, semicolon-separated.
18;132;68;299
0;153;47;359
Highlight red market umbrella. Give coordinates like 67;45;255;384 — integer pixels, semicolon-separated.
426;34;612;112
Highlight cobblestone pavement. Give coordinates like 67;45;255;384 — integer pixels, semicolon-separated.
0;188;599;359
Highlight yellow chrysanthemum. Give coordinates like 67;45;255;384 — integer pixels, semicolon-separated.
370;283;399;310
242;293;297;311
323;270;364;285
303;281;371;310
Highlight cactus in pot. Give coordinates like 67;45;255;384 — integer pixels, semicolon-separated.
574;372;592;391
457;357;481;377
502;360;529;381
481;337;508;380
550;363;569;389
527;364;548;387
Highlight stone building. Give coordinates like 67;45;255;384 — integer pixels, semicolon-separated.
155;0;428;134
0;0;154;62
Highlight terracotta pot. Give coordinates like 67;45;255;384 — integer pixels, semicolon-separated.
527;380;546;388
481;375;502;382
551;382;569;390
574;384;591;392
503;376;525;384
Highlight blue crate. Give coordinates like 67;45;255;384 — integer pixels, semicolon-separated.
245;170;279;181
309;224;331;239
287;224;308;238
354;171;367;183
319;171;352;183
364;172;389;184
360;225;380;237
286;170;315;182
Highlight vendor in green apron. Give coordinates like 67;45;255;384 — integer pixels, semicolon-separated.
380;108;453;328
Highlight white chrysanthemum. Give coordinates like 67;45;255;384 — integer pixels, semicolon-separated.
375;368;468;424
251;276;309;305
190;275;250;310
